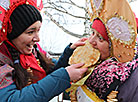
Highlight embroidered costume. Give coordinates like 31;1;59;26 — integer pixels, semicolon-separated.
67;0;138;101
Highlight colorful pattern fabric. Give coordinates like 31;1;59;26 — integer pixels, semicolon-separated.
0;52;13;66
0;42;47;88
0;64;14;89
20;53;46;83
85;56;138;99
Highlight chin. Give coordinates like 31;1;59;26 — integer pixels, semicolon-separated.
24;50;32;55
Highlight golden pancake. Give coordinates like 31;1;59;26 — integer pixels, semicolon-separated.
69;40;100;68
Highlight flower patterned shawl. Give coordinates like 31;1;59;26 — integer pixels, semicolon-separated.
85;54;138;100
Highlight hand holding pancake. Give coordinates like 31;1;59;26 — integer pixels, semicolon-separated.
66;63;88;81
70;37;88;49
69;40;101;68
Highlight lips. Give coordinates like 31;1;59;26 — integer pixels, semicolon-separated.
26;44;33;50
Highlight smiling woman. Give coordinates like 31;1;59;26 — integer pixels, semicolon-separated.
12;21;41;54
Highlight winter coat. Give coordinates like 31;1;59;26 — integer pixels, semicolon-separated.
0;43;74;102
117;66;138;102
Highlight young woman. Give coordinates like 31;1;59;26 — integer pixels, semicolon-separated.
0;0;88;102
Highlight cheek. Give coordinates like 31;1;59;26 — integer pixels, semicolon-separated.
17;38;30;48
22;37;32;44
98;43;110;59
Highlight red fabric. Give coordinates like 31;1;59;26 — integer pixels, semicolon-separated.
91;19;109;42
0;0;44;43
20;53;46;83
38;0;43;11
5;41;46;83
136;18;138;30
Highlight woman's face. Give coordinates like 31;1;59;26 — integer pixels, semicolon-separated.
88;29;110;60
12;21;42;54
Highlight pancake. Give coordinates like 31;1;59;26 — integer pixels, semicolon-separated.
69;40;100;68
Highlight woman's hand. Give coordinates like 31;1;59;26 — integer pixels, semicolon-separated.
65;63;88;81
70;37;88;49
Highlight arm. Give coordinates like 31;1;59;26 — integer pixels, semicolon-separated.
54;43;74;69
36;43;74;70
0;63;88;102
0;68;71;102
54;37;88;69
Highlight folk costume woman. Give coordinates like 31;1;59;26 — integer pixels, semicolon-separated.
0;0;88;102
68;0;138;102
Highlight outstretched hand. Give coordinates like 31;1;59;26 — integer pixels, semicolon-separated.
70;37;88;49
65;63;88;81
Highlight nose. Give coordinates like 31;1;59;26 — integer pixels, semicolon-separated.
33;32;40;42
89;35;97;47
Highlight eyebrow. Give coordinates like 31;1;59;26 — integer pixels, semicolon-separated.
26;28;36;31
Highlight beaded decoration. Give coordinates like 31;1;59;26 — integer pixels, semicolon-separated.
86;0;137;62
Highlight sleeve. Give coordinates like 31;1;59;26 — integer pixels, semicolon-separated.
54;43;74;69
36;43;74;70
0;68;71;102
117;66;138;102
131;86;138;102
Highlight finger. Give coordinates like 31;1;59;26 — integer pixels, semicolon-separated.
79;67;88;74
75;42;85;47
80;37;88;41
72;63;85;68
70;42;85;49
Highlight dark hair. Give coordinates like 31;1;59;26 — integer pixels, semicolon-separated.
33;44;55;74
5;42;54;89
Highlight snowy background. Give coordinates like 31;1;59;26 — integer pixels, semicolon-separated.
39;0;86;54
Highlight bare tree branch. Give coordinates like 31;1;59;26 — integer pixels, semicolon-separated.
43;1;87;19
44;11;88;38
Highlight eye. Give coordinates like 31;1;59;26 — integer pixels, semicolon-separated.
98;36;104;41
91;30;95;36
37;28;40;32
27;31;34;34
